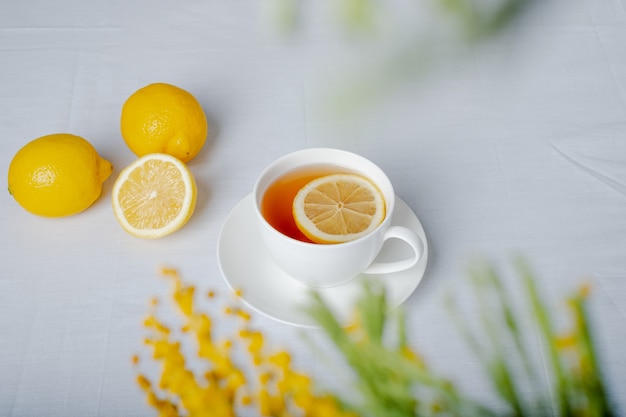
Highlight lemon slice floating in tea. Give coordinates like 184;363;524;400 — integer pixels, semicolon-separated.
292;173;385;244
112;153;197;239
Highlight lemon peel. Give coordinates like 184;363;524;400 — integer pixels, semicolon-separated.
121;83;207;163
7;133;112;217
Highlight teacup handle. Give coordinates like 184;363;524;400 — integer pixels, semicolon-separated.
363;226;424;275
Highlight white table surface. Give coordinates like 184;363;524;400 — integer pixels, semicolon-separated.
1;0;626;415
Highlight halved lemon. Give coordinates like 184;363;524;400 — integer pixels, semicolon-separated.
112;153;197;239
292;173;385;244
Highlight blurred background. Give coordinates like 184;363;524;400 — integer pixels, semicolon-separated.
2;0;625;415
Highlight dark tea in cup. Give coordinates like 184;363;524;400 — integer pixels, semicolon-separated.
260;164;352;243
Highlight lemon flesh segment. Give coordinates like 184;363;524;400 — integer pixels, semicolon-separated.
293;173;385;244
112;154;197;239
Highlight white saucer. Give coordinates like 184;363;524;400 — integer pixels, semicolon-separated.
217;194;429;328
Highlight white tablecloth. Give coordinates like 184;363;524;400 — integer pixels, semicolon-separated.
1;0;625;415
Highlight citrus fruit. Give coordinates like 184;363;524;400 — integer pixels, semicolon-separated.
111;153;197;239
120;83;208;163
292;173;385;244
7;133;113;217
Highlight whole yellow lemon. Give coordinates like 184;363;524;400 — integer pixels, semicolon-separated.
8;133;113;217
120;83;208;163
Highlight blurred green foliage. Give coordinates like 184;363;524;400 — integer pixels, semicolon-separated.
306;259;615;416
270;0;533;39
266;0;536;116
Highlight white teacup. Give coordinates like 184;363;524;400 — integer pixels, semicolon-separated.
253;148;424;288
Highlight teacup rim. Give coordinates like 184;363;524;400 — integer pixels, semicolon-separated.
253;147;396;247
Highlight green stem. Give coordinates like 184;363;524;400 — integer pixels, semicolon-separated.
470;266;526;416
516;259;573;416
570;292;614;417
